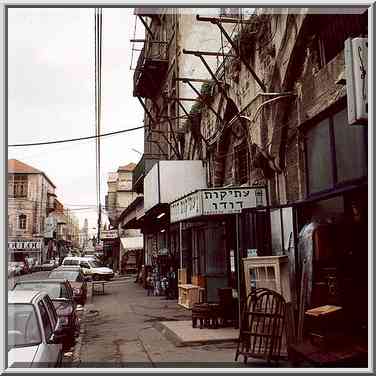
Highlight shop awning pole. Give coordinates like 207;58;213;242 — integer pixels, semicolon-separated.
179;222;183;269
236;213;242;331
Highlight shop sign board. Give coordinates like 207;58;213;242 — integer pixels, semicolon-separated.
202;187;266;216
171;187;267;223
100;230;119;240
8;239;42;252
170;190;202;223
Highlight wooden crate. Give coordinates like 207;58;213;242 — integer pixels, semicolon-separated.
178;268;187;285
178;284;200;309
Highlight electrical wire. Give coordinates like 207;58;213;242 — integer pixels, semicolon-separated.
8;126;145;147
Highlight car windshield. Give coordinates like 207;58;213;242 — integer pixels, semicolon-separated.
63;259;79;266
13;283;65;299
88;260;100;268
49;271;80;281
8;304;41;350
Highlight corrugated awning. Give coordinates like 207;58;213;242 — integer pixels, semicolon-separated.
120;237;143;252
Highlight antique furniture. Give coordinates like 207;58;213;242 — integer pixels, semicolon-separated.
192;303;221;329
235;288;287;365
243;256;291;303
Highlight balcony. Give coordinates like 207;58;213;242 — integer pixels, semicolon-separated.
133;40;168;98
132;155;159;194
134;8;161;20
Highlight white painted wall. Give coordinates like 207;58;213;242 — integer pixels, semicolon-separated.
144;160;207;212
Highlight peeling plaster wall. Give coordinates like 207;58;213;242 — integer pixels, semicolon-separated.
186;9;366;203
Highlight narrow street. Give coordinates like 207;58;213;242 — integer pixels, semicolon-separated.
74;275;260;368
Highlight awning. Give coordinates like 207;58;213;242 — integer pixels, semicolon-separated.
120;237;143;253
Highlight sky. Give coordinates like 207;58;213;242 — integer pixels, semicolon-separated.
8;7;145;234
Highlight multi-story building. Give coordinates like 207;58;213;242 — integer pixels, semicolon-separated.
79;218;89;250
104;163;142;271
8;159;57;263
133;7;369;347
131;8;240;272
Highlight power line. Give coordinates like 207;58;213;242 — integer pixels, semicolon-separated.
8;126;145;147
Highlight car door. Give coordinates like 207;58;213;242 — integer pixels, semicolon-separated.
34;297;61;366
79;261;92;276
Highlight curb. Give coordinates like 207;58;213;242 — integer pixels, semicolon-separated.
153;321;238;348
71;283;93;366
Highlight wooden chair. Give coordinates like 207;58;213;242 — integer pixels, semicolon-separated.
235;288;287;365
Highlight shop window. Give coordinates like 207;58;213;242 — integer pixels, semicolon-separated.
19;214;27;230
305;118;333;194
8;174;28;198
305;107;367;196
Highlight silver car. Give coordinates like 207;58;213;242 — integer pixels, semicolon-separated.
8;290;64;368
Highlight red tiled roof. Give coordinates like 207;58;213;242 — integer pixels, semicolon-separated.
8;159;56;188
118;163;136;172
8;159;41;174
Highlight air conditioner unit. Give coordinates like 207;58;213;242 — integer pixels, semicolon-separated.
344;37;368;125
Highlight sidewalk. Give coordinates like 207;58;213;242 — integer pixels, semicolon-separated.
74;276;287;368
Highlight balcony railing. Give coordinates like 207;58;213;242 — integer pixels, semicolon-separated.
132;155;159;194
133;40;168;98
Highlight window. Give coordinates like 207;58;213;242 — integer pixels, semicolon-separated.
234;141;250;185
305;118;333;194
19;215;27;230
63;259;79;266
38;300;53;340
305;107;367;195
8;304;41;348
332;109;367;183
8;175;28;198
43;296;57;330
80;261;90;269
315;14;367;65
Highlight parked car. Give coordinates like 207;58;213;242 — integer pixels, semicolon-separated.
48;266;88;305
36;260;58;272
12;279;79;350
62;257;114;281
8;290;64;368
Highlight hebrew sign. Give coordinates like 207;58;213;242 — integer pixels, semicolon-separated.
170;191;202;223
170;187;266;223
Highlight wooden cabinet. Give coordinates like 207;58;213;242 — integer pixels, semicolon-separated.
242;256;291;302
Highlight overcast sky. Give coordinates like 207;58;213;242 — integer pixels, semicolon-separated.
8;7;145;233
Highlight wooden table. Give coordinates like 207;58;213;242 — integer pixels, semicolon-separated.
92;281;106;295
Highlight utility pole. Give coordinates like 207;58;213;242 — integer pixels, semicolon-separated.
97;203;101;245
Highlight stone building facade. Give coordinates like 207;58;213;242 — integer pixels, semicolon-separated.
8;159;57;263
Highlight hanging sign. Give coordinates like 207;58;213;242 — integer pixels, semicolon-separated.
8;239;42;252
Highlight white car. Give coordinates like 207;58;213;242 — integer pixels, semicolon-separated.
8;290;64;368
62;257;114;281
